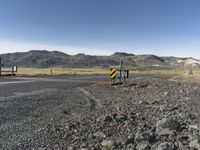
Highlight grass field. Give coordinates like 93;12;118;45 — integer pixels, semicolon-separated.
4;67;200;82
17;67;200;75
16;67;109;76
16;67;183;76
131;67;200;75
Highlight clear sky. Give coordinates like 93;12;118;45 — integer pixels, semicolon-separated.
0;0;200;58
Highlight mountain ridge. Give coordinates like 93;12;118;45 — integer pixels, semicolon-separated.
0;50;199;68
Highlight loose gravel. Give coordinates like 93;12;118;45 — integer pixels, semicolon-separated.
1;77;200;149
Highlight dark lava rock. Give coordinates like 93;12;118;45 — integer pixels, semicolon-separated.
188;113;197;120
111;113;118;118
125;134;135;145
128;112;137;120
134;131;157;143
156;142;176;150
104;115;113;123
116;114;128;123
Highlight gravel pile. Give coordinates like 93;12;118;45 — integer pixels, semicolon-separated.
2;77;200;149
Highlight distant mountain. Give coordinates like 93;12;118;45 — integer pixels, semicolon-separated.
123;54;165;67
111;52;135;58
0;50;119;68
0;50;71;67
0;50;199;68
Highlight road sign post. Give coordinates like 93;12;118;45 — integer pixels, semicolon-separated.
12;66;17;76
110;58;129;86
110;68;117;85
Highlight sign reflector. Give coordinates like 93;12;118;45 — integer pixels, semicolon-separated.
110;68;116;79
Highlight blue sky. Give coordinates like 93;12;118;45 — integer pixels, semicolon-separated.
0;0;200;58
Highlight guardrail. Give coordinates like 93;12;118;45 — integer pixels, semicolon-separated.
110;68;129;85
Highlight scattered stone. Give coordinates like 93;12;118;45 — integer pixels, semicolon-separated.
189;124;200;131
125;134;135;145
62;109;70;115
178;135;189;142
115;137;127;145
104;115;113;123
101;139;115;147
151;126;156;132
156;128;173;136
93;132;106;138
126;144;136;149
156;142;175;150
116;114;128;123
7;77;200;149
170;105;179;111
134;131;156;143
128;112;137;120
138;83;149;88
151;100;160;105
136;141;150;150
128;134;135;140
189;139;200;150
117;106;122;111
188;113;197;120
93;131;106;139
164;92;168;96
111;113;118;118
159;105;166;112
67;147;74;150
139;100;150;105
156;117;182;135
175;141;184;149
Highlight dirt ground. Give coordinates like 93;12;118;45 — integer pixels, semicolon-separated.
1;76;200;149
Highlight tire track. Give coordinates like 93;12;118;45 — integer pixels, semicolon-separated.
77;87;102;111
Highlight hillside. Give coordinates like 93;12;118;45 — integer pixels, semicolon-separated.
122;55;166;67
0;50;199;68
111;52;135;58
0;50;120;68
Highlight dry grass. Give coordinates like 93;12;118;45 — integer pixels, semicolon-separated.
130;68;185;75
130;67;200;83
3;67;200;84
16;67;109;76
169;74;200;84
130;67;200;75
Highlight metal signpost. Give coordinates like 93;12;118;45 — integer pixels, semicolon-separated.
0;56;18;76
12;66;18;76
110;58;129;86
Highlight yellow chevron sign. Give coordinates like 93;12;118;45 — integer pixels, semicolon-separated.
110;68;117;79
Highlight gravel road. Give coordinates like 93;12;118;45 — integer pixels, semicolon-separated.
1;74;199;149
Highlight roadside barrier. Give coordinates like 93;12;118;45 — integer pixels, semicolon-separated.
110;68;117;79
110;68;129;86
